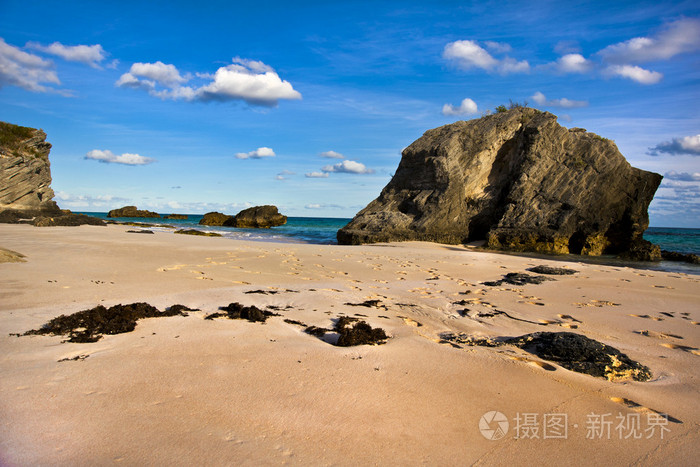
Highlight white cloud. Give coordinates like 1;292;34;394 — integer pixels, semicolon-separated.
26;41;106;68
305;171;329;178
322;160;374;174
606;64;662;84
305;203;322;209
235;147;275;159
443;40;529;74
116;57;301;107
531;91;588;108
442;98;478;116
664;171;700;181
554;53;592;73
305;203;344;210
648;134;700;156
197;59;301;106
320;150;345;159
0;38;60;92
55;191;130;208
599;18;700;64
127;61;188;85
85;149;155;165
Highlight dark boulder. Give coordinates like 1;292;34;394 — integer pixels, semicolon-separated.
224;205;287;228
337;108;661;260
32;213;105;227
164;214;188;220
198;211;232;226
107;206;161;218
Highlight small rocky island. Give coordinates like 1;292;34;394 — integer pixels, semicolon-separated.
338;108;662;260
107;206;161;218
199;205;287;228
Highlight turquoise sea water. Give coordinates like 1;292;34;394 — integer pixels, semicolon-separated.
80;212;700;252
78;213;350;245
78;213;699;273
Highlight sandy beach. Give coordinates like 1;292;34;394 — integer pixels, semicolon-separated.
1;223;698;465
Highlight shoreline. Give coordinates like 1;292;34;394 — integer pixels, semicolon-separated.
1;223;698;464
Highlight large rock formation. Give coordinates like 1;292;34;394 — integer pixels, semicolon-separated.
0;121;104;227
107;206;161;218
0;122;59;213
338;108;662;259
225;205;287;228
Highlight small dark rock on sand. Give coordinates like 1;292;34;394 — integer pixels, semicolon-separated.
127;229;154;234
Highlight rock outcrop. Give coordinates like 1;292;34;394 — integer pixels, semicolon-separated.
164;214;188;220
199;211;231;226
225;205;287;228
199;206;287;228
0;122;58;213
107;206;161;218
0;121;104;227
337;108;662;259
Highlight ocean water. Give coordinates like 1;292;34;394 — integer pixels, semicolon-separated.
78;213;351;245
643;227;700;255
78;213;699;273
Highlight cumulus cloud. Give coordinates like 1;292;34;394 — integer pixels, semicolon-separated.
442;98;478;116
322;160;375;174
605;64;662;84
320;150;345;159
443;40;529;74
553;53;592;73
0;38;60;92
664;171;700;181
125;61;188;85
531;91;588;108
235;147;276;159
116;57;301;107
85;149;155;165
598;18;700;64
305;171;329;178
648;134;700;156
26;41;106;68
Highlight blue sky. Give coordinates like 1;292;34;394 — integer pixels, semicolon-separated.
1;0;699;227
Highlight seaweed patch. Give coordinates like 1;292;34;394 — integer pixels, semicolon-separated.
23;302;190;343
441;331;651;382
204;302;280;322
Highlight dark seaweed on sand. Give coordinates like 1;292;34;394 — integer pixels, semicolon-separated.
204;302;279;322
23;302;192;343
302;316;388;346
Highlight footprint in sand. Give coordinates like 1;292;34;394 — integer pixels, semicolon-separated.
399;316;423;327
609;397;682;423
628;314;665;321
510;356;557;371
660;343;700;355
633;330;683;340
